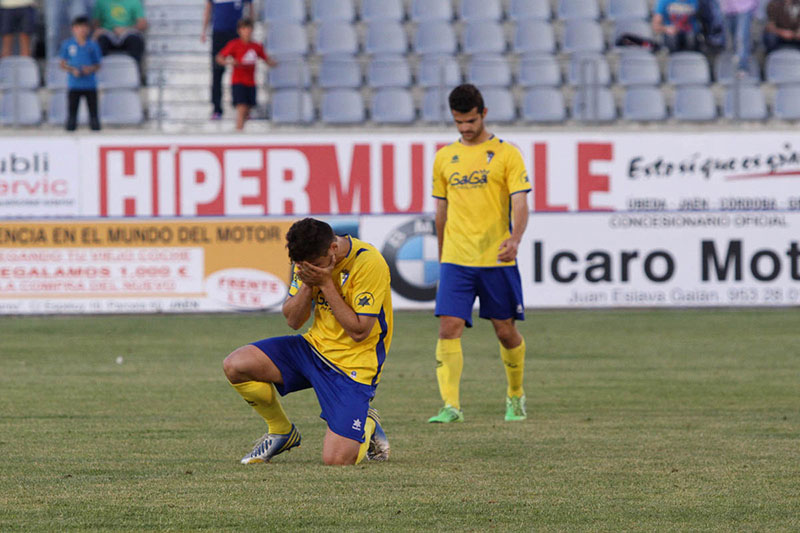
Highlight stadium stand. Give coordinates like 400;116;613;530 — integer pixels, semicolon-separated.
522;86;566;122
312;0;357;22
4;0;800;129
623;85;667;121
362;0;405;22
263;0;306;24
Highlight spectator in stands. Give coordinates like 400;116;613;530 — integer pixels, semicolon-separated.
202;0;254;120
721;0;759;72
216;18;276;131
92;0;146;65
764;0;800;52
60;16;101;131
653;0;701;52
0;0;38;57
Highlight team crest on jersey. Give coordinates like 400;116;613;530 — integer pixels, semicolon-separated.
450;155;459;163
340;270;350;286
486;151;495;164
355;292;375;308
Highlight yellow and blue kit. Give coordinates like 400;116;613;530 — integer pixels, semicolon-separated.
432;136;530;325
250;236;393;441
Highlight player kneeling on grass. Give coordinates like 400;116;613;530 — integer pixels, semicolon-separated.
215;17;276;131
223;218;392;465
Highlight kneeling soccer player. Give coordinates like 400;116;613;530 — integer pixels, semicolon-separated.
223;218;392;465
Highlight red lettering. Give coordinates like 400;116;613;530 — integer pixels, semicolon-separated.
533;143;567;212
382;143;424;213
301;145;370;214
577;143;613;211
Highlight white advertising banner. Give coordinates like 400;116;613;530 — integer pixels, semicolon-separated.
5;132;800;218
361;213;800;309
0;139;82;217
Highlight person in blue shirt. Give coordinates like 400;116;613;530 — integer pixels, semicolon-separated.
653;0;701;52
59;16;102;131
201;0;253;120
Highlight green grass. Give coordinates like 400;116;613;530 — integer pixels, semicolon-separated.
1;309;799;532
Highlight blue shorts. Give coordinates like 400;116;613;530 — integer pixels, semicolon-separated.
232;83;256;106
435;263;525;328
250;335;376;443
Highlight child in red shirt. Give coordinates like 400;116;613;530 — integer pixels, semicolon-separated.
216;18;276;130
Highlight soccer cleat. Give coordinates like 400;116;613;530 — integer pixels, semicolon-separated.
240;424;302;464
427;405;464;423
505;395;527;421
366;408;390;461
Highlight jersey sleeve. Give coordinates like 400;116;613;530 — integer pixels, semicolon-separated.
349;254;389;316
218;40;235;58
59;40;69;61
505;145;531;196
255;43;270;62
288;264;303;297
432;149;447;199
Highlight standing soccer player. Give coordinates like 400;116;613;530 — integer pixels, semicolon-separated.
428;84;531;424
223;218;392;465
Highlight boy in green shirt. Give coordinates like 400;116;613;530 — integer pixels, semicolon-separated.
92;0;147;65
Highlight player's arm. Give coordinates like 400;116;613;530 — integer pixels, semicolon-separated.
435;198;447;261
319;283;377;342
282;281;313;330
299;258;377;342
497;192;529;263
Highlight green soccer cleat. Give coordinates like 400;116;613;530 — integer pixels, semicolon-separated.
505;395;527;421
427;405;464;423
240;424;302;464
366;407;390;461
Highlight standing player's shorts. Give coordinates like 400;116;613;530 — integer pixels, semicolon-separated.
232;83;256;106
435;263;525;328
250;335;376;443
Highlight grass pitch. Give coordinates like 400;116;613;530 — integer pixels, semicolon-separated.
1;309;799;532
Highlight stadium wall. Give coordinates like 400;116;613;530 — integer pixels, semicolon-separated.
1;132;798;314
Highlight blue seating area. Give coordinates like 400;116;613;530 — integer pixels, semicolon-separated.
1;0;797;128
248;0;799;126
0;54;143;127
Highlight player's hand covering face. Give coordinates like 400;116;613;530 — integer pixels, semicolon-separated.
296;250;336;287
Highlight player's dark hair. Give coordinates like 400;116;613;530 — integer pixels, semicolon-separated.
285;218;335;263
238;17;254;29
449;84;484;114
72;15;90;26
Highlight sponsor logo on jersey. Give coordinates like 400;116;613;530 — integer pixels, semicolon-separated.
449;170;489;188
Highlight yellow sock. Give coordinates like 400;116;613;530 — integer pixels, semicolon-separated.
230;381;293;434
355;416;376;465
435;338;463;410
500;338;526;398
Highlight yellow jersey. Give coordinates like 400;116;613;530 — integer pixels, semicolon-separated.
288;236;393;386
432;136;531;267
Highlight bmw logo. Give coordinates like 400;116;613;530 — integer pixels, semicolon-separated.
381;217;439;301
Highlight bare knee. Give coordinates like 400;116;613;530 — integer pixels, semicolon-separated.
439;316;465;340
493;321;521;348
222;346;250;383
